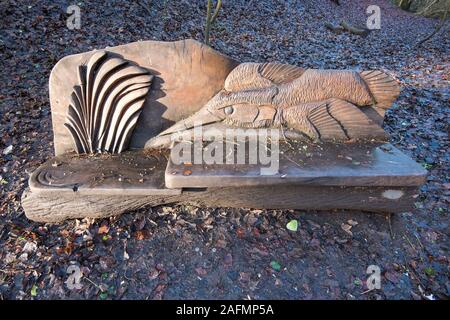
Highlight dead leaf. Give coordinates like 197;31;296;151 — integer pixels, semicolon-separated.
60;230;70;237
384;271;399;284
216;239;227;248
64;242;73;255
195;267;207;276
224;253;233;267
239;272;250;283
135;230;147;240
98;225;109;234
341;223;353;236
236;227;245;238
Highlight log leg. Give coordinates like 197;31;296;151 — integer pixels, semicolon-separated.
21;189;181;223
22;185;419;223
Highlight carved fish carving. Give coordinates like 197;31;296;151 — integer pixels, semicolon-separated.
65;51;153;154
152;62;400;144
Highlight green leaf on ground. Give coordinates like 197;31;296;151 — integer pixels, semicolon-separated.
422;163;433;170
424;267;435;276
270;260;281;271
31;285;38;297
286;219;298;232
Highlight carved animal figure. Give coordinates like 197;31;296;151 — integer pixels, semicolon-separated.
155;62;400;142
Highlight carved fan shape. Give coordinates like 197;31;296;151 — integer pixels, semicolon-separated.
64;51;153;154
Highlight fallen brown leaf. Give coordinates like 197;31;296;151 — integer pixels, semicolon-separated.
98;225;109;234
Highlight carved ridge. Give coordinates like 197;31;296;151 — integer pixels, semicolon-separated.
64;51;153;154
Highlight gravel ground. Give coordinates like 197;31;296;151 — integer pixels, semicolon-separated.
0;0;448;300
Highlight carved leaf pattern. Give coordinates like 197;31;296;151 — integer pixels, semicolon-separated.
64;51;153;154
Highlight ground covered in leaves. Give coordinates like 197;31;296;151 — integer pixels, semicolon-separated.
0;0;448;300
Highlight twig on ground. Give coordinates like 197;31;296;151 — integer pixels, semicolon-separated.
387;213;395;239
403;233;416;251
281;153;303;168
340;20;371;37
361;288;375;295
84;277;102;291
325;22;344;34
415;233;424;249
136;0;152;15
280;126;295;151
416;9;448;47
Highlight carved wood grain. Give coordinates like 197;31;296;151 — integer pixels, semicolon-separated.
22;185;420;223
65;51;153;154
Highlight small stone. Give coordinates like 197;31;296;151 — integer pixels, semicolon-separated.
5;253;16;264
2;145;13;155
341;223;353;236
224;253;233;267
18;253;28;262
22;242;37;254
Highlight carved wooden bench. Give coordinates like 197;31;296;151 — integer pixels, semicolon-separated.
21;40;426;223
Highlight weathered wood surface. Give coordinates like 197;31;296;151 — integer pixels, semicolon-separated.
148;62;400;148
22;185;420;223
29;149;180;196
29;143;426;193
50;39;239;155
166;142;427;188
23;144;426;222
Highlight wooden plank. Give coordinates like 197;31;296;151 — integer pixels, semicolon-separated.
29;149;181;196
23;142;425;222
165;141;426;188
22;185;419;223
